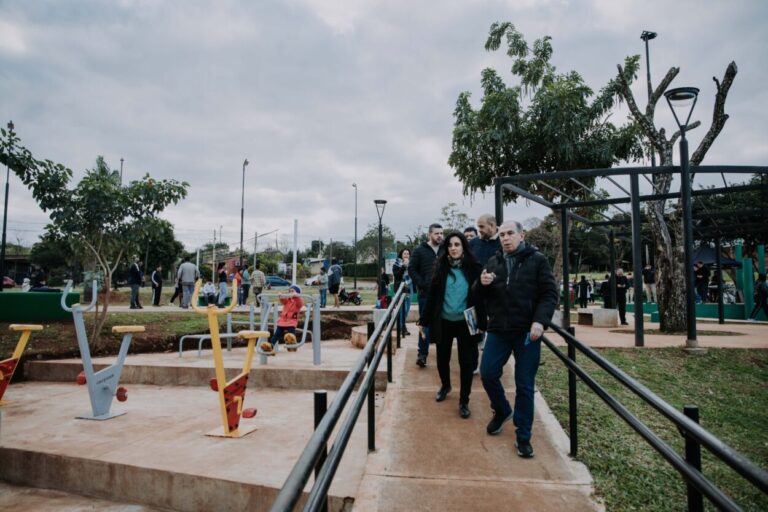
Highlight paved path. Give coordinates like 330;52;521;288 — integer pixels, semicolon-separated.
354;331;601;511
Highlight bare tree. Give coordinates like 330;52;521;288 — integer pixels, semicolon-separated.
615;59;737;332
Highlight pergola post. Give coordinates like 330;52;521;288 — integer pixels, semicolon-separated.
561;208;571;331
630;173;644;346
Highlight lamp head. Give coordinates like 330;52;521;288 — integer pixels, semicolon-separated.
664;87;699;131
374;199;387;220
243;158;249;167
640;30;657;41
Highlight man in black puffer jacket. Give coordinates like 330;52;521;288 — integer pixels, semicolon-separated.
410;223;444;367
475;220;558;459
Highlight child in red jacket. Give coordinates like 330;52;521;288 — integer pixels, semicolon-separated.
269;285;305;348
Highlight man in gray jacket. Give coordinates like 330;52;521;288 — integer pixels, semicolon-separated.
177;256;200;309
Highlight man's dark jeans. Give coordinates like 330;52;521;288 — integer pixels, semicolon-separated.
480;331;541;441
417;294;429;358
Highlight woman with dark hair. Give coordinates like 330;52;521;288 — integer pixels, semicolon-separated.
392;248;412;335
419;232;485;419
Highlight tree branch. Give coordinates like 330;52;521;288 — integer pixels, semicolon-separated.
669;120;702;146
646;66;680;125
616;64;664;152
690;61;738;167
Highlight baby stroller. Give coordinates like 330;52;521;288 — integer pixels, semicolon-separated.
338;287;362;305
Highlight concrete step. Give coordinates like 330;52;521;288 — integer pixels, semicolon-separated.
23;339;387;391
0;381;377;511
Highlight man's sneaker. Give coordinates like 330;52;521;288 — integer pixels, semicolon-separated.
516;438;534;458
416;355;426;368
486;409;514;435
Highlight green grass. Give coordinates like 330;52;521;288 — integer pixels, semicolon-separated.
537;347;768;511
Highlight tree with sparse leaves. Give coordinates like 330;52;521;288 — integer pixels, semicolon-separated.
449;22;643;283
0;125;188;346
615;56;738;332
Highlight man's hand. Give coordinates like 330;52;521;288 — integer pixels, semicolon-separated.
480;269;496;286
530;322;544;341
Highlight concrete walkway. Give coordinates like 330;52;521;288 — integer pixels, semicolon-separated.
354;331;600;511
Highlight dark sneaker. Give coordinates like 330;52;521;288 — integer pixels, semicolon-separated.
459;403;471;419
516;438;534;458
416;355;426;368
486;409;514;435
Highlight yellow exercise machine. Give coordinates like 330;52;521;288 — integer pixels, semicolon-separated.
191;279;270;438
0;324;43;406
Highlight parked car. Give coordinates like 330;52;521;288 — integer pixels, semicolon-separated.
266;275;291;287
3;276;15;288
304;274;321;286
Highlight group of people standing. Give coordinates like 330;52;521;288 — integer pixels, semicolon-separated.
396;214;557;459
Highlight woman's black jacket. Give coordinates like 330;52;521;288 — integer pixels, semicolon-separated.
419;258;486;344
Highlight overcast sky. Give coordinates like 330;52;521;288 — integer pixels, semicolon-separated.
1;0;766;252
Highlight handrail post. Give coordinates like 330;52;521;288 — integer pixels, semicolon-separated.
314;391;329;512
366;320;376;452
567;326;578;457
396;308;402;349
386;330;392;383
684;405;703;512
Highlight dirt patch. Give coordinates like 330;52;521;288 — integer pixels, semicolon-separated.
609;329;745;336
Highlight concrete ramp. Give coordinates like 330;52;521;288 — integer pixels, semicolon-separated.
354;342;601;511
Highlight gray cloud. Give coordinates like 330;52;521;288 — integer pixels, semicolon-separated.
1;0;766;251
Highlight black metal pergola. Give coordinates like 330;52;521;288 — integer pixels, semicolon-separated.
494;165;768;347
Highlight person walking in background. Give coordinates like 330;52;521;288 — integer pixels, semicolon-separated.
410;223;444;368
128;257;143;309
469;214;501;266
169;276;182;306
241;265;251;305
694;261;710;303
476;220;557;458
463;226;477;242
378;267;390;308
177;256;199;309
576;275;591;309
151;264;163;307
328;259;343;308
614;268;629;325
749;273;768;321
233;267;243;305
318;267;329;308
251;262;266;306
419;232;485;419
642;264;657;303
392;248;412;335
626;272;635;303
217;262;229;307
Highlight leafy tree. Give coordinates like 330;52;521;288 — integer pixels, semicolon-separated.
439;202;473;233
449;22;643;283
0;126;188;346
29;230;80;285
615;55;738;331
355;223;395;263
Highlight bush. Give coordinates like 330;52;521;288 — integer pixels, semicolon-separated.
342;262;378;278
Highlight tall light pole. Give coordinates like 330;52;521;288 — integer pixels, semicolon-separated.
374;199;387;288
352;183;358;289
665;86;700;351
119;157;124;184
1;121;14;292
641;30;658;172
240;158;248;267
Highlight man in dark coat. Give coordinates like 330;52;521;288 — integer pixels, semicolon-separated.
475;220;558;459
614;268;629;325
128;257;143;309
410;223;444;367
469;214;501;266
151;265;163;307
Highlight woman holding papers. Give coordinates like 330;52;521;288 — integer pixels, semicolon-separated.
419;232;485;419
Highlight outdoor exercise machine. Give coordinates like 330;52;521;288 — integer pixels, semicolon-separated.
178;304;260;357
62;280;144;420
191;279;270;438
0;324;43;405
255;292;321;365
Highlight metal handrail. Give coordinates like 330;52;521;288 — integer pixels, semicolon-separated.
547;322;768;496
544;322;768;511
269;283;406;512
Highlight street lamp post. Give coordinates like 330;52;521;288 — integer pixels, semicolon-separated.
240;158;248;267
641;30;658;172
120;157;124;184
665;86;700;350
353;183;358;289
374;199;387;292
0;121;14;292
